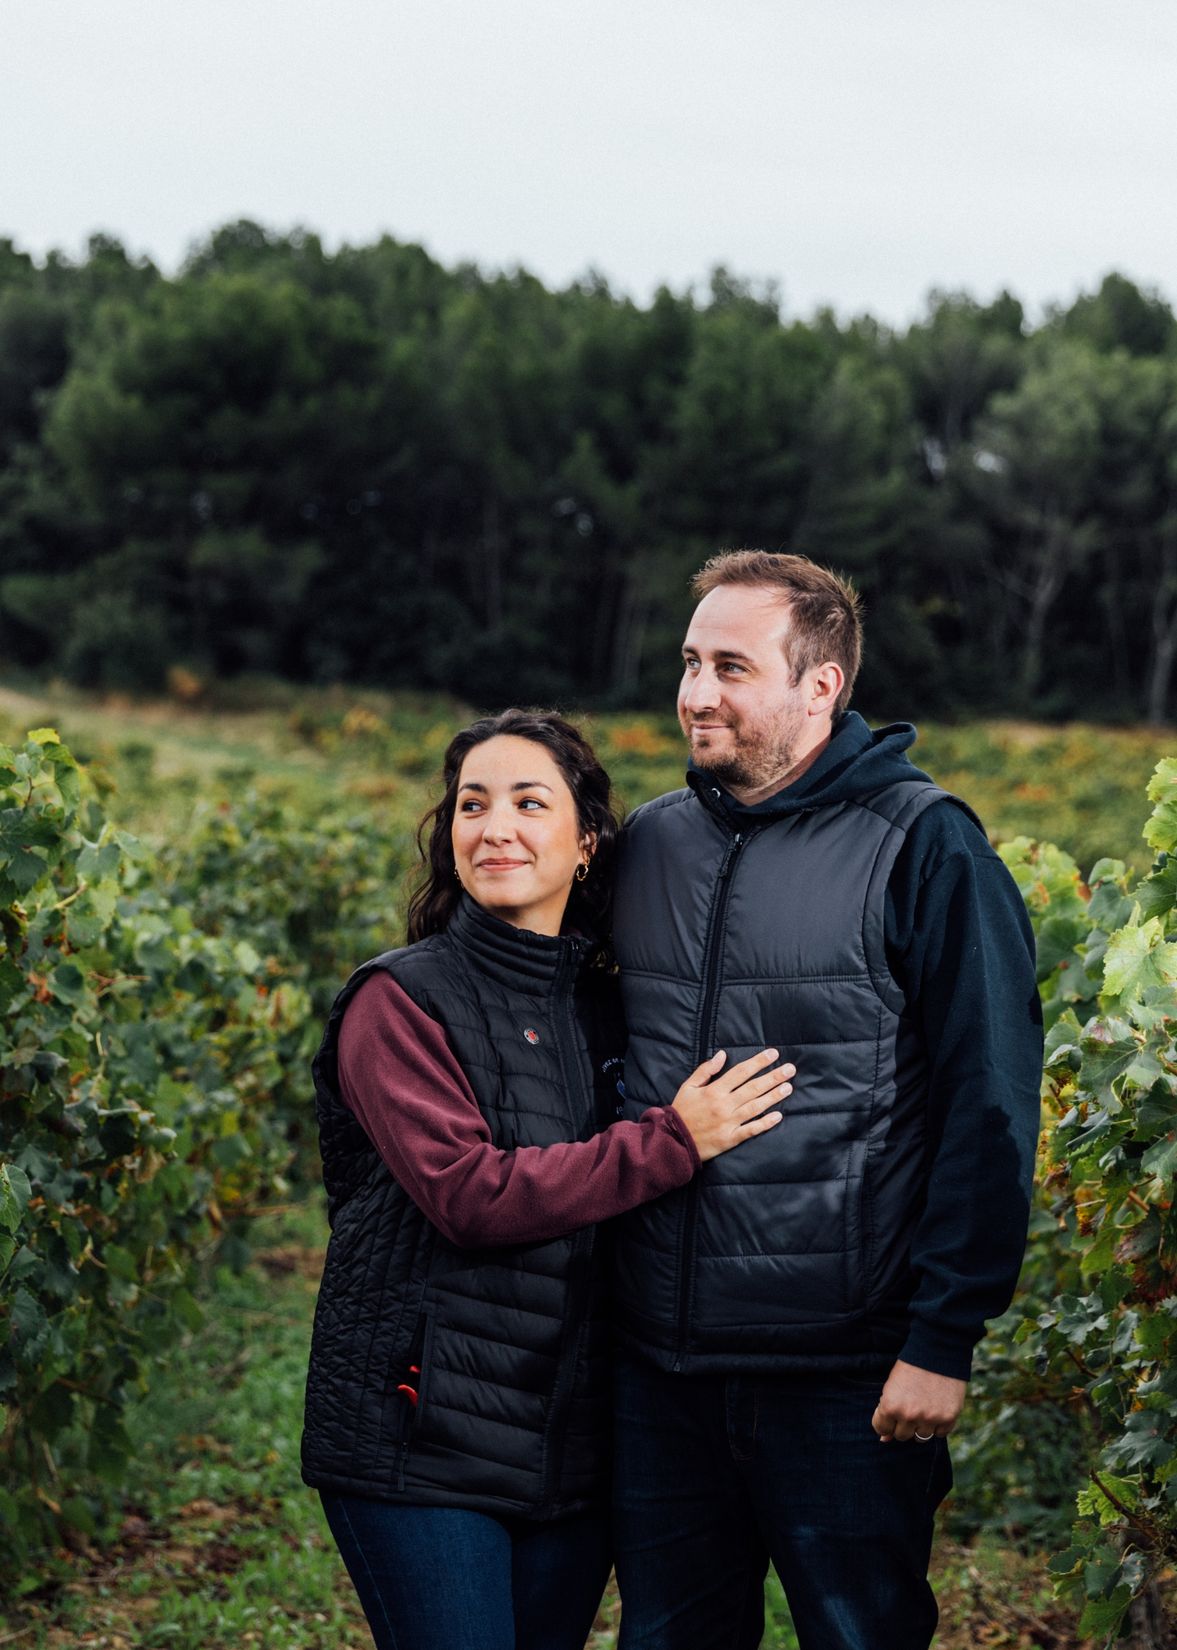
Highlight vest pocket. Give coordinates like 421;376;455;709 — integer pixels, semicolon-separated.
842;1139;870;1314
392;1307;436;1488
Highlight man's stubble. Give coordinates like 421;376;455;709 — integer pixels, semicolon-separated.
685;702;808;798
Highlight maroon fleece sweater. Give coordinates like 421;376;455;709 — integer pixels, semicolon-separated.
337;973;700;1249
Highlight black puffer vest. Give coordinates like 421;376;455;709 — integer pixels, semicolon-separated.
301;896;625;1518
612;776;953;1375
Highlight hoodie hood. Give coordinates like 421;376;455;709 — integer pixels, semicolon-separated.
686;710;935;825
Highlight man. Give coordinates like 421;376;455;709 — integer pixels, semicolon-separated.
610;550;1042;1650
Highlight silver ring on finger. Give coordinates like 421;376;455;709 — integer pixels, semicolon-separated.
914;1430;934;1442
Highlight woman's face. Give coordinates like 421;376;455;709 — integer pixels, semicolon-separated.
452;735;592;936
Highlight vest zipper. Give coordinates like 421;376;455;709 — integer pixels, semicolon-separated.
539;960;596;1510
393;1306;435;1492
697;828;758;1056
673;825;756;1371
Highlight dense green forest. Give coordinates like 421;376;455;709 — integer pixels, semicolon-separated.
1;223;1176;721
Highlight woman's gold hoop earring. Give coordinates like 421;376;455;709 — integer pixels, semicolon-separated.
574;861;589;883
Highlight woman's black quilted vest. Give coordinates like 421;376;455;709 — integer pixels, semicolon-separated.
612;777;957;1375
300;896;625;1519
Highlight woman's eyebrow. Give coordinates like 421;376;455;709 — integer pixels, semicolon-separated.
457;780;554;793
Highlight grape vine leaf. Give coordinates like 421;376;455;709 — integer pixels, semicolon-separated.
1143;759;1177;856
1103;916;1177;1005
0;1164;32;1234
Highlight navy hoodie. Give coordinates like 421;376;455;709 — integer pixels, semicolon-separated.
693;710;1043;1379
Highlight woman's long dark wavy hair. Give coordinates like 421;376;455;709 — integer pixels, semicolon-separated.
405;709;621;945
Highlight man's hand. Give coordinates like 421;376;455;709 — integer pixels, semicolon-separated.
871;1360;967;1443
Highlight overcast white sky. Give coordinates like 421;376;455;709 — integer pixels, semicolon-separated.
2;0;1175;326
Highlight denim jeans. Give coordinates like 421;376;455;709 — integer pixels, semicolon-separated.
319;1491;612;1650
612;1354;952;1650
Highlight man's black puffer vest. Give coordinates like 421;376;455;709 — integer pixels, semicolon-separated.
301;896;625;1518
612;774;953;1376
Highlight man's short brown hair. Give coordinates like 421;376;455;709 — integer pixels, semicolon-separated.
690;549;863;716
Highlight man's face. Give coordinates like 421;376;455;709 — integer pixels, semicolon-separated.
678;584;811;796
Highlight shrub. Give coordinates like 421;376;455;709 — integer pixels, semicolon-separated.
0;732;309;1573
993;760;1177;1641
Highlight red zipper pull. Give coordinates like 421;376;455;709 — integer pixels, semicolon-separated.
396;1363;421;1407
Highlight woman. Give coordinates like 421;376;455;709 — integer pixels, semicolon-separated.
301;709;793;1650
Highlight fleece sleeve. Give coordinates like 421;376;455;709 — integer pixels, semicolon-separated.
336;972;699;1249
885;803;1044;1380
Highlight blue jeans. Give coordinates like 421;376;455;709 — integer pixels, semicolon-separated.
612;1354;952;1650
319;1491;612;1650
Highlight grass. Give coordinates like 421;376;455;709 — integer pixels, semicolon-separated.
1;1197;1102;1650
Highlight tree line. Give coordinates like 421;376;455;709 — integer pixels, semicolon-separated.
1;223;1176;722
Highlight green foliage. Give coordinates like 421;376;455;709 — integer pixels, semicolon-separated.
0;1202;375;1647
4;229;1177;718
995;759;1177;1640
157;787;419;1024
0;732;311;1573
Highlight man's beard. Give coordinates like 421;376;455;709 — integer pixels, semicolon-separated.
686;719;800;795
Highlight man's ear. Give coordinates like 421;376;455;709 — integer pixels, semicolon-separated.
808;662;845;717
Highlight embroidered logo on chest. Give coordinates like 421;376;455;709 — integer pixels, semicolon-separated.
522;1027;541;1045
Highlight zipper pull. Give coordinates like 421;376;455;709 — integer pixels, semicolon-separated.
718;831;743;878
